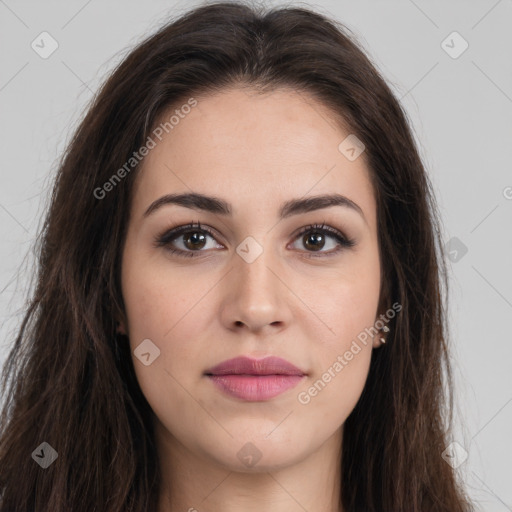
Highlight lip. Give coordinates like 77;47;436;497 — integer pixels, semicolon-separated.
205;356;306;376
204;356;307;402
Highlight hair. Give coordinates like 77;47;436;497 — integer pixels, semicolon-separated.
0;1;473;511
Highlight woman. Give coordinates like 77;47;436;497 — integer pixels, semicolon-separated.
0;2;474;511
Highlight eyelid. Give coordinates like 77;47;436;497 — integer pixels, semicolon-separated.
155;221;220;242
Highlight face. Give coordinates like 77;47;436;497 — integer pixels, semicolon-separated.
119;86;383;472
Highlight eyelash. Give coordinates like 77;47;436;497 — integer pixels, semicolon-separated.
154;221;356;259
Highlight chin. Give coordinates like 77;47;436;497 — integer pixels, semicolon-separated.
203;435;309;473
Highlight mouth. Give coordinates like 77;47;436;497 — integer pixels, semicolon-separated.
204;356;307;402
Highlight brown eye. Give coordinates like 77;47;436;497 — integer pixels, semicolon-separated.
155;222;355;259
302;232;326;251
182;231;207;250
155;222;223;258
290;223;354;256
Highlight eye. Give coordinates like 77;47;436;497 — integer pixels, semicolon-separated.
289;223;355;257
154;221;355;258
154;221;223;258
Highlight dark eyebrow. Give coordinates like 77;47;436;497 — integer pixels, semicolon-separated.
143;192;366;223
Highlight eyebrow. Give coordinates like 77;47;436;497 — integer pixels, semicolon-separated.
143;192;366;223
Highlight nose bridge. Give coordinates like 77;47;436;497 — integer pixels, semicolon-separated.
222;234;288;331
235;236;279;301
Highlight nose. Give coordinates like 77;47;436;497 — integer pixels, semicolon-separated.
219;243;292;334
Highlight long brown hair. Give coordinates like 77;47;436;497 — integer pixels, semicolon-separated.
0;2;473;510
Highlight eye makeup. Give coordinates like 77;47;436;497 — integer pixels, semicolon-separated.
153;220;356;259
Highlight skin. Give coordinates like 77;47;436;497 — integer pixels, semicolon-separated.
118;86;384;512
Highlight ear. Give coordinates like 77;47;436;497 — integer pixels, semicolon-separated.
112;298;129;335
116;320;127;335
377;270;391;317
372;319;388;348
115;308;128;336
373;278;391;348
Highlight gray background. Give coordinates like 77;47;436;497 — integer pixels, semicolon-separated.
1;0;511;510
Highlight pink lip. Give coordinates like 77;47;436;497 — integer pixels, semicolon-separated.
204;356;307;402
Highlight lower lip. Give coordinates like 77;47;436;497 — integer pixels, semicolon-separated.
206;374;305;401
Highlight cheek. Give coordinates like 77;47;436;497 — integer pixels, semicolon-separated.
121;252;216;382
296;280;377;427
121;258;206;417
122;272;170;341
304;245;381;349
121;248;200;339
298;346;372;434
294;250;380;419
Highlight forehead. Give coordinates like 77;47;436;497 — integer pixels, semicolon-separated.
131;87;376;227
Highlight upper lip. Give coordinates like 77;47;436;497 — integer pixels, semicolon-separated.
204;356;306;376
